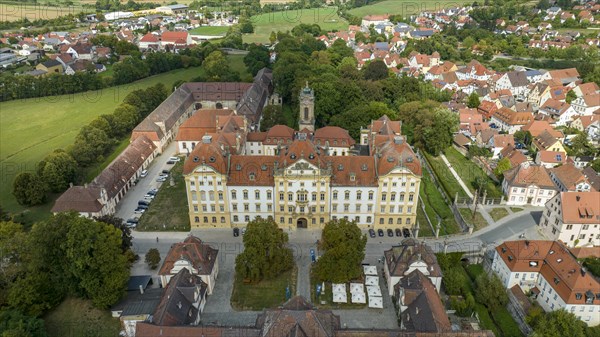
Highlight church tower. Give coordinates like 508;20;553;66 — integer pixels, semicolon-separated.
298;82;315;132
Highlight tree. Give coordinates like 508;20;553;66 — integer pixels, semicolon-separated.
423;107;459;155
111;104;140;137
442;267;466;295
64;215;129;308
398;101;458;155
313;219;367;283
474;272;507;311
530;310;586;337
566;90;577;104
259;105;286;131
362;59;389;81
94;215;132;254
0;309;47;337
202;51;230;81
36;150;77;193
269;31;277;45
569;132;593;156
330;101;396;140
244;44;270;76
145;248;161;270
69;126;112;166
591;158;600;172
235;217;293;282
12;173;47;206
493;157;512;179
467;92;480;108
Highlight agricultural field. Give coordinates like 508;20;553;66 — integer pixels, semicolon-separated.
348;0;472;19
0;1;88;21
0;66;203;219
189;25;230;36
244;7;348;44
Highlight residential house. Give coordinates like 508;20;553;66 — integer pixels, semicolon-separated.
490;107;533;134
578;10;594;22
521;120;564;140
535;150;567;168
568;156;595;170
67;42;94;60
395;270;451;333
571;94;600;116
543;68;580;86
539;192;600;247
35;59;63;75
527;82;550;108
502;162;557;206
495;71;530;99
478;100;499;120
571;115;599;140
573;82;599;98
138;33;160;50
475;128;499;147
499;144;528;167
383;239;443;296
489;134;514;159
158;236;219;295
582;167;600;192
538;99;577;126
532;130;566;153
491;240;600;326
150;268;208;327
549;163;593;192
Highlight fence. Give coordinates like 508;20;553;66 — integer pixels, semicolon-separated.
451;202;472;233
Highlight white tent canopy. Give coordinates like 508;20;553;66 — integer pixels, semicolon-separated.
368;296;383;308
350;283;364;294
332;283;346;294
365;275;379;286
363;265;377;276
367;285;382;297
351;291;367;304
332;290;348;303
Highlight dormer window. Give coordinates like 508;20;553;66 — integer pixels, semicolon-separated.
508;256;513;261
249;173;255;181
575;293;582;300
236;164;242;171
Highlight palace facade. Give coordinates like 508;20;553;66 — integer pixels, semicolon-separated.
182;84;422;230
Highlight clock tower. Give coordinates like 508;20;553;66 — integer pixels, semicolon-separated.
298;82;315;131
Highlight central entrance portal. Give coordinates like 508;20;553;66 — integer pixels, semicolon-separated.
297;218;308;229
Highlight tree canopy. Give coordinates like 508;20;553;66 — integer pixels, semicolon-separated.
313;219;367;283
235;217;294;282
398;101;458;155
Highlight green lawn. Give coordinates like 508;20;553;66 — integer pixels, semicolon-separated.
416;206;434;237
44;297;120;337
137;161;190;231
424;152;468;199
443;147;503;198
489;208;509;222
459;208;488;231
0;67;204;221
348;0;472;19
227;54;252;81
231;266;297;310
244;7;348;44
189;25;230;36
419;168;461;235
510;207;524;213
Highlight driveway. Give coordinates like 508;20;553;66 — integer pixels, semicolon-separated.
115;141;179;222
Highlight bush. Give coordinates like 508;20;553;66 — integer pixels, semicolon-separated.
145;248;161;270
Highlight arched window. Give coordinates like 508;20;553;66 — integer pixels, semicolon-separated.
200;191;206;201
203;216;208;223
304;107;309;120
216;102;223;109
194;216;199;223
212;216;217;223
220;217;225;223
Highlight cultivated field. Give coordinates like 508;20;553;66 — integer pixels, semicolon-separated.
0;67;203;216
0;2;88;21
243;7;348;43
348;0;472;19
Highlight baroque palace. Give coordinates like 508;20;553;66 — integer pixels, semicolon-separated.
182;80;423;230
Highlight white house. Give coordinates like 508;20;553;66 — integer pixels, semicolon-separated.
502;162;558;206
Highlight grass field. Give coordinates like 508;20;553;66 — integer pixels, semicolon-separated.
137;161;190;231
489;208;509;222
348;0;472;19
424;152;468;199
189;25;230;36
419;168;460;235
0;67;203;220
44;297;120;337
459;208;488;231
231;266;297;310
244;7;348;44
443;147;503;198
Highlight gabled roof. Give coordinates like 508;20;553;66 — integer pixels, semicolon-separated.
313;126;355;147
158;235;218;276
550;163;587;190
152;268;207;326
51;185;103;213
521;120;563;138
503;163;556;189
556;192;600;224
500;144;527;167
399;270;451;333
532;130;560;151
384;239;442;278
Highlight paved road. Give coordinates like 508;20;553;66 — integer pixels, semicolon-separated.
115;141;179;223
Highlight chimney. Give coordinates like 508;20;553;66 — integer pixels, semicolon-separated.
139;284;144;294
69;182;73;188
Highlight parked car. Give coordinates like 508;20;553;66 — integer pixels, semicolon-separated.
134;208;146;214
140;170;148;178
377;229;384;237
148;188;158;195
403;228;411;238
137;204;148;210
169;156;181;162
387;229;394;237
233;227;239;237
156;176;167;182
161;169;170;175
143;194;155;200
395;228;402;237
138;200;150;206
166;160;175;165
125;218;139;228
368;229;376;238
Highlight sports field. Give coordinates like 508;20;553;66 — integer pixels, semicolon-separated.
243;7;348;44
189;25;230;36
348;0;472;19
0;67;203;217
